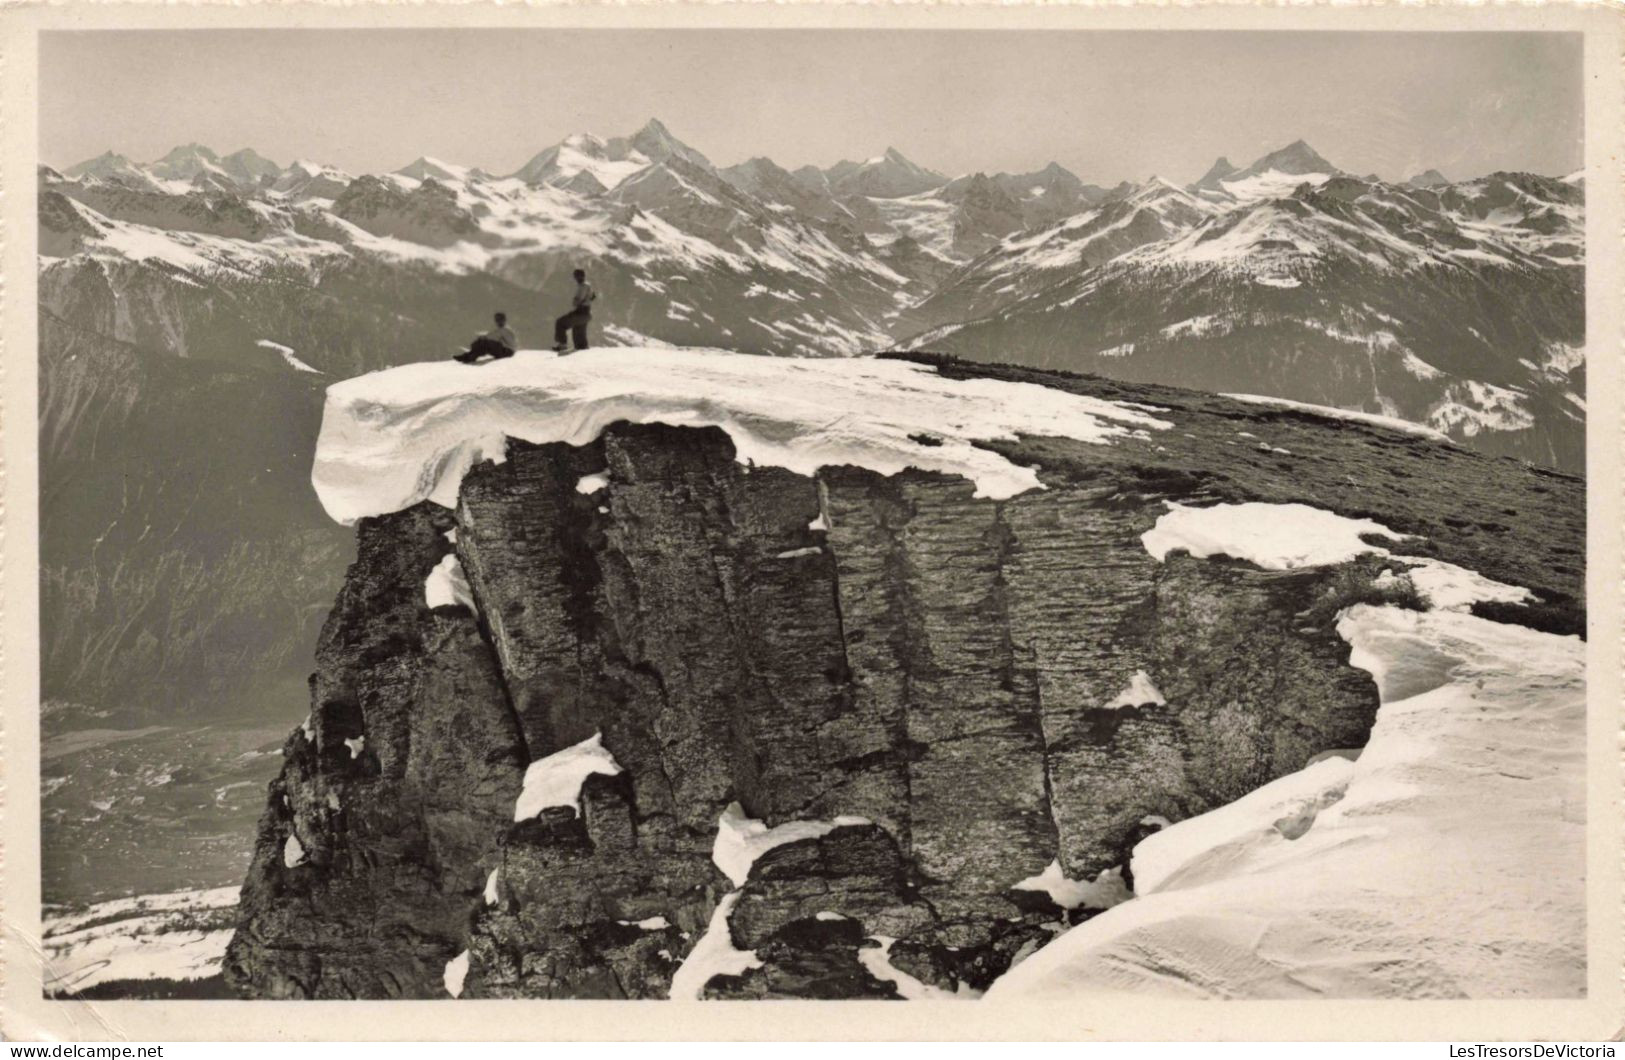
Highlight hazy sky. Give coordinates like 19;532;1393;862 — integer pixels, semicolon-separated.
41;30;1582;184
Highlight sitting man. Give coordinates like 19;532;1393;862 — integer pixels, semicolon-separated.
552;269;596;353
455;312;518;364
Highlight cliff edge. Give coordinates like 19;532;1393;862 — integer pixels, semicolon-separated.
223;348;1584;999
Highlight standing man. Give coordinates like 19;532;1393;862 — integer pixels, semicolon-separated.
553;268;597;353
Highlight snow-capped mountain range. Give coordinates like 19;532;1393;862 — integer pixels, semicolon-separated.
37;122;1585;730
904;164;1583;470
36;123;1588;935
41;119;1584;471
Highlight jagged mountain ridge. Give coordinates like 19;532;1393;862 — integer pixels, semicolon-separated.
905;171;1584;470
44;126;1583;470
37;126;1584;737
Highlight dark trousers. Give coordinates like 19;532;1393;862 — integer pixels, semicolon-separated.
555;308;591;350
458;336;514;363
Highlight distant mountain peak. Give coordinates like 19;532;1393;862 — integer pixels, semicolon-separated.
1194;156;1239;189
396;156;473;182
159;143;220;162
1407;168;1450;188
819;146;946;199
285;159;348;179
63;150;139;180
1134;175;1190;199
147;143;244;183
1248;139;1337;176
881;147;942;177
628;118;712;172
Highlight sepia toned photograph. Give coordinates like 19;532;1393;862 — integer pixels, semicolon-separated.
2;2;1621;1044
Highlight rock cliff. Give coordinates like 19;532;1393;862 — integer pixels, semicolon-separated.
224;351;1583;1000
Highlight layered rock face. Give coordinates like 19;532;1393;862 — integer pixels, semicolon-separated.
225;355;1583;1000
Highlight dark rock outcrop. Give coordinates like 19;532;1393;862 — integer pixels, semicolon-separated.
225;357;1583;1000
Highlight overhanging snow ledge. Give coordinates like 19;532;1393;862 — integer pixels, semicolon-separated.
309;346;1172;525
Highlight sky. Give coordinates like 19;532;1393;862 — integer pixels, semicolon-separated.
41;30;1583;185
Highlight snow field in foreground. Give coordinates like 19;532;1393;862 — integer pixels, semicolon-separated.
311;348;1173;525
42;886;241;994
988;605;1584;999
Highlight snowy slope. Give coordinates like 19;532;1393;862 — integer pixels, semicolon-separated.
43;886;240;995
510;132;651;191
1198;139;1343;206
902;177;1220;332
41;149;906;360
988;504;1586;1000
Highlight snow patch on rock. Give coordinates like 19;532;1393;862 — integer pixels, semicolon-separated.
1013;860;1132;911
424;553;475;611
668;892;762;1000
1404;558;1533;613
858;936;979;999
711;802;871;888
1224;392;1452;443
257;339;322;374
1101;670;1166;710
1141;502;1537;615
1141;502;1399;570
443;949;469;997
618;916;671;930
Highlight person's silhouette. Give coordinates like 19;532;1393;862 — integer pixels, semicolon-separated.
553;269;596;353
455;312;518;364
